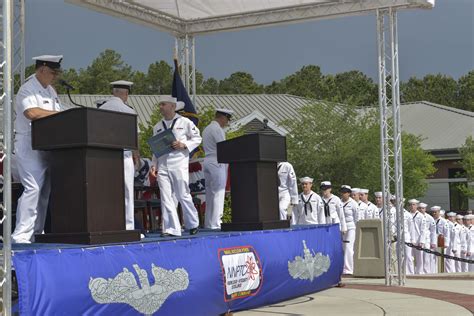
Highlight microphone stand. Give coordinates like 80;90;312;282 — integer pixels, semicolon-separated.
66;87;85;108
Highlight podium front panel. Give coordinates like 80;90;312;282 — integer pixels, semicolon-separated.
218;134;286;163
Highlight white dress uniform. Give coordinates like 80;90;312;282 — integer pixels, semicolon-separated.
411;210;427;274
404;209;416;274
468;221;473;272
152;114;202;236
423;213;436;274
202;120;227;229
433;217;450;273
459;224;469;272
277;162;299;220
322;194;347;232
294;190;324;225
445;219;456;273
450;222;462;272
366;201;379;219
12;73;62;243
342;197;359;274
100;96;136;231
357;200;369;220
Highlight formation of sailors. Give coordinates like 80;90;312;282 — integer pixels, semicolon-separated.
277;168;473;275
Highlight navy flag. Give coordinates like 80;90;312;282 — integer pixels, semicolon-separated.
172;59;199;126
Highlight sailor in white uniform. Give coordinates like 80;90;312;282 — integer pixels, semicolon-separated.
466;214;474;272
150;96;202;236
408;199;426;274
277;161;299;221
293;177;324;225
419;202;436;274
431;206;450;273
351;188;368;220
459;215;469;272
340;185;359;275
100;80;136;231
445;212;457;273
360;188;378;219
202;108;233;229
12;55;63;243
320;181;347;233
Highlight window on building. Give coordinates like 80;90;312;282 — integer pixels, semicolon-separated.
448;168;468;211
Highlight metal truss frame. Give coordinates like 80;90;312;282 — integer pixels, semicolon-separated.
1;0;14;314
175;35;197;104
66;0;433;36
376;8;405;287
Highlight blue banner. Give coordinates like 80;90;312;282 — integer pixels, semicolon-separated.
13;225;343;315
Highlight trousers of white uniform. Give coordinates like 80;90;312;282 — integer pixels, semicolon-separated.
461;252;468;272
453;250;463;272
278;191;291;220
444;248;456;273
423;248;433;274
124;151;135;230
343;228;355;274
203;160;227;229
11;136;51;243
405;244;414;275
158;166;199;236
413;245;424;274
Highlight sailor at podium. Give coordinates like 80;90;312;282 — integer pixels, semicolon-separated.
277;161;299;221
150;96;202;236
100;80;136;231
202;108;233;230
12;55;63;243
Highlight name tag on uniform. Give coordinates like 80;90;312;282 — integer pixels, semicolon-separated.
43;100;50;104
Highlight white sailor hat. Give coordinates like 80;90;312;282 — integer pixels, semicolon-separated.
110;80;133;91
439;210;445;215
340;185;352;193
360;189;369;194
33;55;63;70
430;206;441;211
390;195;397;201
320;181;332;189
216;108;234;119
465;214;474;220
351;188;361;194
419;203;427;208
456;214;464;219
408;199;419;204
299;177;313;183
374;191;383;197
447;212;457;217
158;95;177;105
175;101;185;112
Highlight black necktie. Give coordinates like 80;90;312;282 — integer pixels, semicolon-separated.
323;198;332;218
301;194;313;216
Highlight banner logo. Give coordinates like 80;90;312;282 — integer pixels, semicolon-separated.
218;246;263;301
89;264;189;314
288;240;331;281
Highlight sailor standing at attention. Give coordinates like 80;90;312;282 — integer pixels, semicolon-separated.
202;108;233;230
100;80;137;231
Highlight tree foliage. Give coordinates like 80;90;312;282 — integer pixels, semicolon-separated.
281;102;436;198
457;136;474;199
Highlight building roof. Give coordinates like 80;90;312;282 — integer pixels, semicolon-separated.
67;0;434;35
3;95;471;153
399;101;474;152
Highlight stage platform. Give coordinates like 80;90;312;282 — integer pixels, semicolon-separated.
10;225;343;315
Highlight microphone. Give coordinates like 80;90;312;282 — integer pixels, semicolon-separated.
59;79;75;90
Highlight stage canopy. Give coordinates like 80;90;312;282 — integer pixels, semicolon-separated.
66;0;434;35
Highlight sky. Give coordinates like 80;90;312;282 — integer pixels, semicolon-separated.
25;0;473;84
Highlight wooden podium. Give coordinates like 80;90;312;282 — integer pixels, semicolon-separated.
32;107;140;244
217;134;290;231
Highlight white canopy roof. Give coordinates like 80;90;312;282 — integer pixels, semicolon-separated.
67;0;434;35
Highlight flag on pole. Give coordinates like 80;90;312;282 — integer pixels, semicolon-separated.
172;59;199;126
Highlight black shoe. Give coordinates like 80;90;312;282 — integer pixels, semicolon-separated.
189;228;199;235
160;232;170;237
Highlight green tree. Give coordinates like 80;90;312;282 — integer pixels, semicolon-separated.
272;65;329;99
457;136;474;199
325;70;378;107
143;60;173;94
401;74;458;107
218;72;264;94
77;49;133;94
200;77;219;94
457;71;474;112
281;102;436;198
